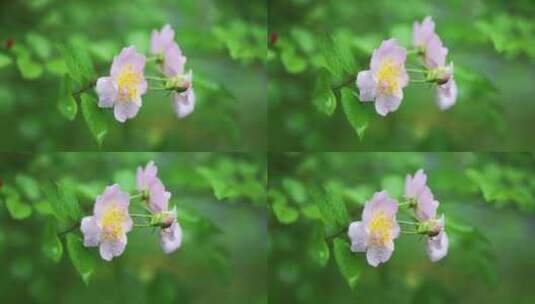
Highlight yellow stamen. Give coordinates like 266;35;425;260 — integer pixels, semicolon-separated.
376;59;401;95
100;206;125;240
368;211;394;246
117;65;142;102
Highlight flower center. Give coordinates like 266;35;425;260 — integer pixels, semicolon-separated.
368;212;393;246
117;65;142;102
100;206;125;240
376;59;401;95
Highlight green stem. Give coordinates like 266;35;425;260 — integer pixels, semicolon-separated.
410;79;428;84
332;75;355;91
145;76;168;81
72;79;97;97
130;213;152;218
134;223;159;228
401;230;419;234
398;220;419;225
130;193;143;199
58;223;79;236
406;68;427;73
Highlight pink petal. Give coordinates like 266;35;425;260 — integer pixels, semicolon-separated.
375;93;402;116
151;24;176;55
113;101;141;123
348;221;368;252
371;39;407;72
413;16;436;47
404;169;427;199
163;42;185;77
356;70;376;102
148;179;171;213
416;186;438;220
111;46;146;77
136;161;158;191
366;242;394;267
424;34;448;68
99;236;127;261
427;230;449;262
363;191;398;222
95;76;117;108
81;216;100;247
160;222;182;254
436;77;458;110
173;88;195;118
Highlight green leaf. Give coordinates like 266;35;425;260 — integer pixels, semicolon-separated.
58;42;95;86
16;57;43;79
66;233;95;285
333;238;362;291
26;32;52;59
46;58;68;76
282;178;307;204
57;181;82;221
81;93;108;146
340;88;369;140
281;48;307;74
319;34;356;79
57;75;78;121
308;224;330;266
198;167;239;200
0;52;12;69
42;219;63;263
41;180;80;222
314;186;349;235
313;68;337;115
5;197;32;220
15;174;41;201
272;198;299;224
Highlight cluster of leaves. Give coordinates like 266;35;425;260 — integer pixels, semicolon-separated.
0;153;266;304
268;153;535;303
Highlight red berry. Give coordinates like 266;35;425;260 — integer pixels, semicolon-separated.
5;38;14;49
269;32;278;46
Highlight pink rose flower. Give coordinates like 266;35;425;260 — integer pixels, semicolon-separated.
348;191;400;267
405;169;449;262
80;184;133;261
413;17;458;110
96;46;147;123
135;161;182;253
151;24;196;118
356;39;409;116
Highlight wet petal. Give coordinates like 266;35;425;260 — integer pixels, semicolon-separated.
81;216;100;247
356;70;376;102
375;93;402;116
427;231;449;262
99;236;127;261
95;76;117;108
160;222;183;254
366;242;394;267
113;101;140;123
348;221;368;252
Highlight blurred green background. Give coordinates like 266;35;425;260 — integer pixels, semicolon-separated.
0;152;266;304
268;152;535;303
268;0;535;151
0;0;266;151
